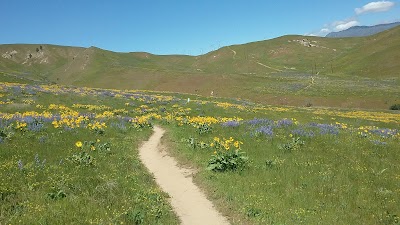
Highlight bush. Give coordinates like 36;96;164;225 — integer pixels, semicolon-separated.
207;149;248;172
389;104;400;110
198;123;212;134
68;152;95;166
207;136;248;172
181;137;209;150
279;137;305;153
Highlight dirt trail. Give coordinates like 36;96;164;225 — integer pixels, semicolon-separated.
256;61;283;72
228;47;236;59
139;126;230;225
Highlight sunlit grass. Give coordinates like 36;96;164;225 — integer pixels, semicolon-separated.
1;81;399;224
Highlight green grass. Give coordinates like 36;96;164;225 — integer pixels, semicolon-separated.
1;26;399;224
165;122;399;224
1;79;399;224
0;83;180;224
1;127;179;224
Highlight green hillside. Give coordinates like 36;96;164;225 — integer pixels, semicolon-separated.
333;26;400;77
1;26;399;109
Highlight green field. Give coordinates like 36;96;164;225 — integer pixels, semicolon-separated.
1;24;399;225
1;81;399;224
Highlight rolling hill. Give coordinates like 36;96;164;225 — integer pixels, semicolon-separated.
1;26;399;109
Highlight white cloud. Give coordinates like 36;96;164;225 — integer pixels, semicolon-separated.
355;1;395;15
309;20;360;36
310;1;396;36
334;20;360;31
306;28;331;36
320;28;330;33
316;28;331;36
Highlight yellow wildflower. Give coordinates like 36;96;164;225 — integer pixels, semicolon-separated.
75;141;83;148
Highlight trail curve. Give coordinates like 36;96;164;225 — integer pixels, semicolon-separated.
139;126;230;225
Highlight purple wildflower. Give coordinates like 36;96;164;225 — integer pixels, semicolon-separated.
222;120;240;128
309;123;339;135
34;154;40;165
27;122;44;132
370;128;398;138
111;121;127;131
254;126;274;137
80;113;96;120
22;116;35;124
38;136;47;143
34;154;46;168
292;128;315;137
276;119;293;127
371;140;387;145
247;118;273;126
121;116;133;122
12;86;22;95
0;118;12;128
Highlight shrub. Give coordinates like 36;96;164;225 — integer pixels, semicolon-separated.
207;149;248;172
126;209;144;225
47;186;67;200
279;137;305;153
68;152;95;166
207;137;248;172
198;123;212;134
389;104;400;110
181;137;208;150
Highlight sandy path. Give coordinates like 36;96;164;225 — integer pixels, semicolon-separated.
139;126;230;225
228;47;236;59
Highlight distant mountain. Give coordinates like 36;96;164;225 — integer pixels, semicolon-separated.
326;22;400;38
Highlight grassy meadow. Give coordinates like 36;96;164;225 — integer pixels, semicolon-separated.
0;83;180;224
0;81;399;224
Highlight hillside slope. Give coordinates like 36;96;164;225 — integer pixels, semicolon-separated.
1;26;399;109
331;26;400;77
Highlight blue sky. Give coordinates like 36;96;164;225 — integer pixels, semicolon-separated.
0;0;399;55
